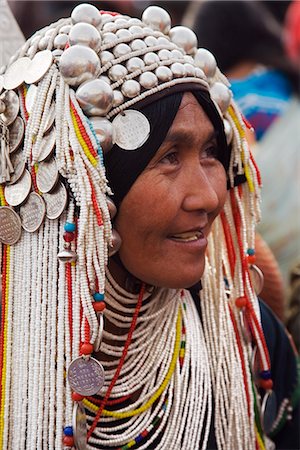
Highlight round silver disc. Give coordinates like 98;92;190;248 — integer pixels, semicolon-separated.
24;50;53;85
67;356;105;397
249;264;264;295
43;182;68;220
36;158;59;194
9;117;25;154
4;169;32;207
19;192;46;232
112;110;150;150
6;151;26;185
3;57;31;90
0;206;22;245
37;127;56;162
94;313;104;353
72;403;87;450
261;390;277;434
43;103;56;135
25;84;38;115
0;90;19;126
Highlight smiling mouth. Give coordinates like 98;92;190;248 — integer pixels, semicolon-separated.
169;231;204;242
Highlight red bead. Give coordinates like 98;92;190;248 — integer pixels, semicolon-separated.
80;342;94;355
260;379;273;390
72;392;84;402
235;297;247;308
93;302;106;312
63;232;75;242
63;435;74;446
247;255;256;264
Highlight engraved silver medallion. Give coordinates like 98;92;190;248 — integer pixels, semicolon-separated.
0;206;22;245
67;356;105;396
19;192;46;232
9;116;25;153
6;150;26;185
0;90;19;126
4;169;32;206
112;110;150;150
25;84;37;115
36;158;59;193
43;182;67;220
72;402;87;450
24;50;53;84
43;102;55;135
37;127;56;162
3;57;31;90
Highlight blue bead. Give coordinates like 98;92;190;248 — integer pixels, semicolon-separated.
259;370;271;380
64;222;76;232
247;248;255;256
93;292;105;302
64;426;73;436
135;435;143;444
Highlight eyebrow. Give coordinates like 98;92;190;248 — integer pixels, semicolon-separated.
163;129;218;147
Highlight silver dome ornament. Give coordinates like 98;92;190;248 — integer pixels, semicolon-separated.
27;45;36;59
106;197;117;219
69;23;101;53
103;32;118;44
126;57;145;73
100;50;114;65
158;49;171;61
210;82;232;113
57;248;78;263
171;62;186;78
59;45;100;86
71;3;102;27
155;66;172;82
52;49;63;62
112;90;124;107
128;18;141;27
115;18;128;28
194;48;217;79
102;22;117;33
130;39;147;51
121;80;140;98
129;25;143;35
54;33;69;50
109;230;122;256
116;29;131;40
113;43;131;58
195;67;205;79
144;36;157;47
169;26;197;55
60;24;72;34
142;6;171;34
38;35;51;51
157;36;170;46
144;52;159;65
224;119;233;145
99;75;111;85
108;64;128;82
76;79;113;116
171;49;184;59
139;72;158;89
89;117;113;153
184;63;195;77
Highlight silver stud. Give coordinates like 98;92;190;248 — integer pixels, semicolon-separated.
157;36;170;46
45;28;55;37
121;79;140;98
194;48;217;79
76;78;113;116
90;117;113;153
59;44;100;86
130;39;147;51
27;45;36;59
171;62;186;78
99;75;111;85
144;52;159;65
38;35;50;51
54;33;69;50
139;72;158;89
195;67;205;78
210;82;232;113
113;43;131;58
101;14;113;24
112;90;124;107
169;26;198;55
129;25;143;35
126;57;145;72
158;49;171;61
60;24;72;34
127;18;142;26
69;22;101;53
144;36;157;47
57;249;77;263
184;55;194;64
142;6;171;34
102;22;117;33
115;18;128;28
171;49;184;59
155;66;172;82
109;230;122;256
116;29;131;39
108;64;127;81
103;32;118;44
184;63;195;77
100;50;114;65
71;4;102;27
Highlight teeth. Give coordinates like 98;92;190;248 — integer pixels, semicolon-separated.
171;231;202;241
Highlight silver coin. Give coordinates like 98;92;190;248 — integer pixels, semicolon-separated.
43;103;56;135
94;313;104;352
4;169;32;207
36;158;59;193
19;192;46;232
24;50;53;85
25;84;38;115
37;127;56;162
261;390;277;434
67;356;105;397
0;207;22;245
9;117;25;154
249;264;264;295
43;182;67;220
112;110;150;150
0;90;19;126
72;403;87;450
3;57;31;90
6;151;26;185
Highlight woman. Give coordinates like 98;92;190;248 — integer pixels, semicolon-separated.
0;3;298;450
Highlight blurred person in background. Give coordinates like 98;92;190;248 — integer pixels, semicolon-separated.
193;0;300;322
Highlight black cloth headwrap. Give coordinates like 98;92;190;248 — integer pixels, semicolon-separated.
104;88;229;206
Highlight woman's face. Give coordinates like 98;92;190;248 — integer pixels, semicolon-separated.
113;92;227;289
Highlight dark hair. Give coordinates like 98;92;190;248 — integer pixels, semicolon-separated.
193;0;299;93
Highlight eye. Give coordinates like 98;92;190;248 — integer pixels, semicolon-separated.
159;151;179;165
202;143;219;160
